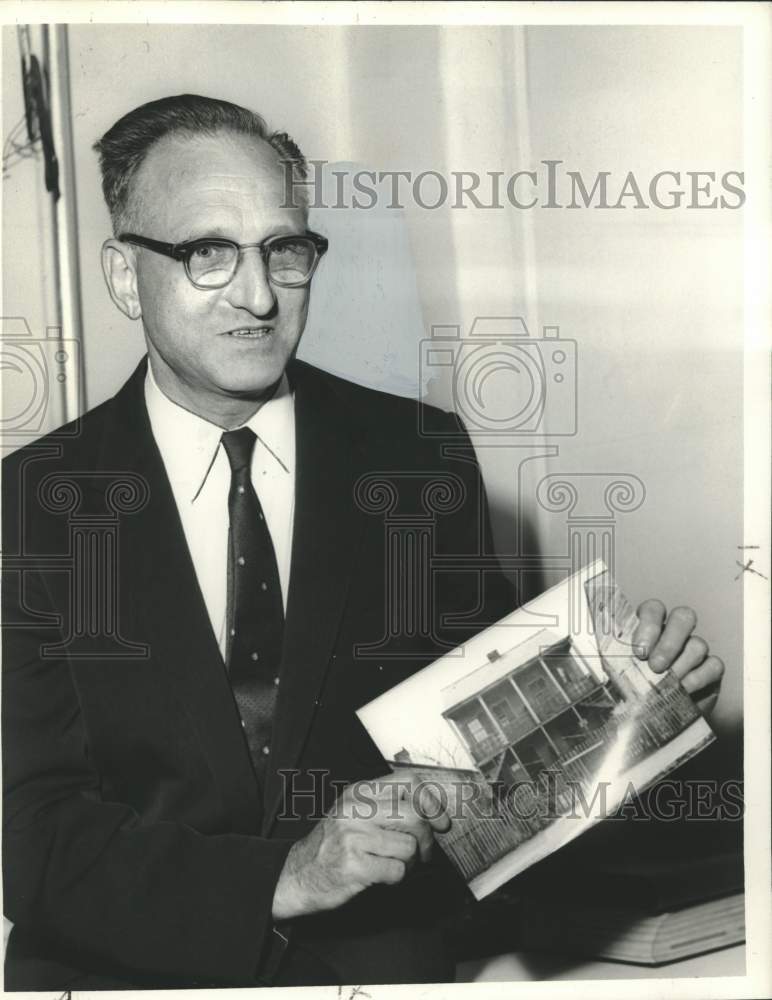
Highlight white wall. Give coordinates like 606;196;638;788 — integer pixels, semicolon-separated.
6;24;744;730
523;26;743;729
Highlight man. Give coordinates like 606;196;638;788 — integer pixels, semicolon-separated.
2;94;725;989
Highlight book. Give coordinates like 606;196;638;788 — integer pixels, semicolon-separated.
518;847;743;913
446;817;745;965
513;815;744;911
515;891;745;965
356;560;715;899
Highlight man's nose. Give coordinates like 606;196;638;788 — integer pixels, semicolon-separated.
223;247;277;316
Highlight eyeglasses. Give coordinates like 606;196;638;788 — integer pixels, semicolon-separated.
118;231;329;289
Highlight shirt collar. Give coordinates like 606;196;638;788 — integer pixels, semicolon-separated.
144;361;294;503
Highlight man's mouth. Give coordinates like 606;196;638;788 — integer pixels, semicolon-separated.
225;327;274;339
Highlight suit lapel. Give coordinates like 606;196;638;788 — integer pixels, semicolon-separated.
93;361;263;833
262;362;365;833
90;359;365;838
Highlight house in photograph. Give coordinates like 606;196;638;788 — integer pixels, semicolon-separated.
441;630;621;789
441;625;701;796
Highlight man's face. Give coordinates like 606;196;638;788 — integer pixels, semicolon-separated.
128;129;310;418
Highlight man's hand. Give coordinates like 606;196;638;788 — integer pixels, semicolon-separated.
633;599;724;715
271;771;449;921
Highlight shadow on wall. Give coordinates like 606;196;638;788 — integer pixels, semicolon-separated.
297;164;547;613
488;496;546;609
299;162;426;400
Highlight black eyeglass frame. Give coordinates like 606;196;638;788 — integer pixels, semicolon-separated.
118;231;329;289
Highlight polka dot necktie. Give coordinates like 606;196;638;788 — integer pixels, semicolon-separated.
221;428;284;783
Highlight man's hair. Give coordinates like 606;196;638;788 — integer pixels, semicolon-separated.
93;93;308;234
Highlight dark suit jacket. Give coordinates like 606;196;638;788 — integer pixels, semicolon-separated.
2;358;515;989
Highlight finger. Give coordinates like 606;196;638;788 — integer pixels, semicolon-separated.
647;606;698;672
414;782;451;834
366;781;442;861
380;815;435;862
370;795;435;861
680;655;725;697
369;856;407;886
668;635;710;680
366;778;423;825
694;685;721;717
392;792;449;841
385;770;451;834
633;599;667;658
363;827;418;865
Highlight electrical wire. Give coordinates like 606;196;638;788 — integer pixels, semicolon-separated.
3;114;40;177
3;27;41;178
9;23;60;197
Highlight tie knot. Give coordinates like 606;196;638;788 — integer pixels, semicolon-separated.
221;427;257;473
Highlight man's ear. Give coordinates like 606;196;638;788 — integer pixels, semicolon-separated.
101;239;142;320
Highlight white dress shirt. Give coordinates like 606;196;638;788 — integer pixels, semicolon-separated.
144;364;296;660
